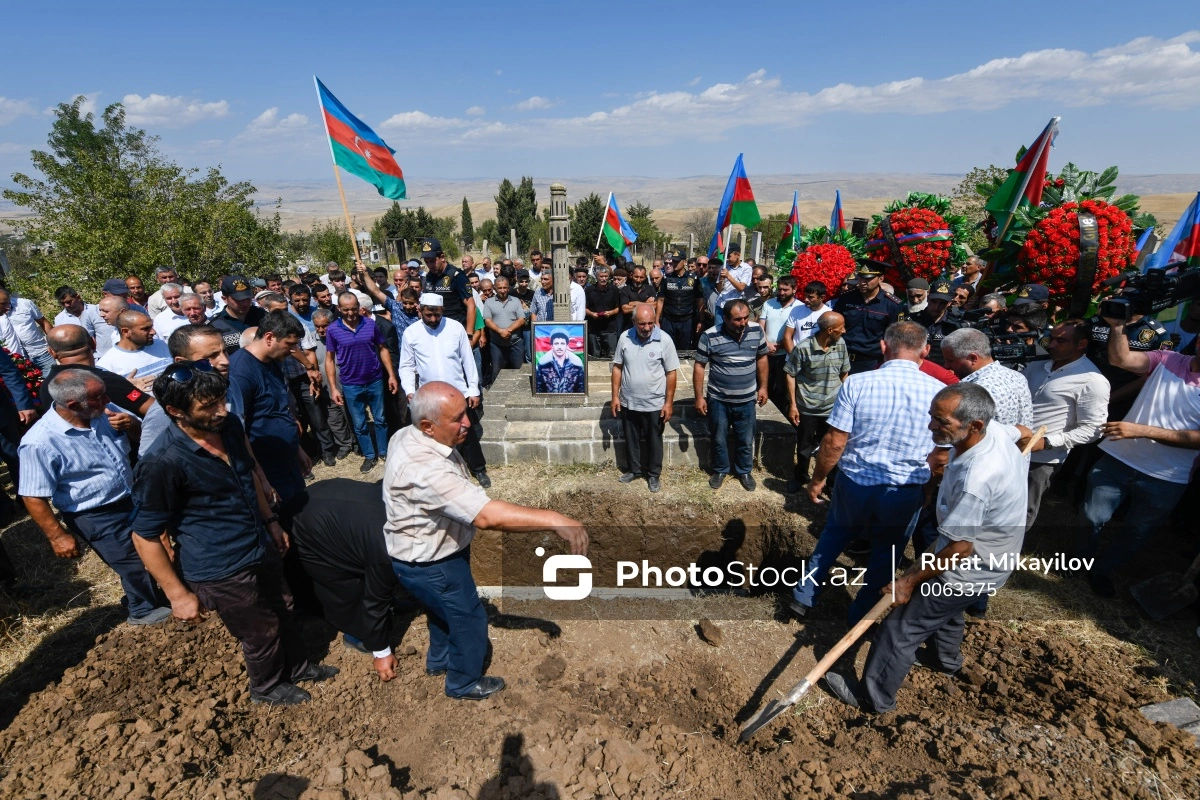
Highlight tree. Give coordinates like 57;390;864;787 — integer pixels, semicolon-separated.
460;197;474;245
310;219;354;266
494;177;538;252
951;165;1009;254
376;202;459;259
3;96;280;306
571;193;605;254
495;178;519;251
476;219;501;252
625;201;671;257
682;208;716;255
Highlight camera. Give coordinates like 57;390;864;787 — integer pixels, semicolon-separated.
1102;265;1200;317
1098;298;1132;322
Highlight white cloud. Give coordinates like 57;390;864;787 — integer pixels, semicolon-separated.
687;76;701;87
120;93;230;127
465;105;486;116
379;31;1200;149
515;96;555;111
0;97;37;126
241;107;310;138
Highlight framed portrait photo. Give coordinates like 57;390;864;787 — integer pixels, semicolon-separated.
532;321;588;396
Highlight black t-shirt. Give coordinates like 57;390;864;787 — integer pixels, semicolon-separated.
662;273;703;319
421;265;472;326
210;306;266;354
619;282;657;330
585;283;621;333
41;363;150;415
1086;315;1169;389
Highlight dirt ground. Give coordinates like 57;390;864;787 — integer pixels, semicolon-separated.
1;459;1198;799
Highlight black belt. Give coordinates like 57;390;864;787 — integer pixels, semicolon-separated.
62;495;133;518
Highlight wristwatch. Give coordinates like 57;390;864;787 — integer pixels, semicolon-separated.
263;515;280;526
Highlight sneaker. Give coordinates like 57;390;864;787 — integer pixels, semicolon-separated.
846;538;871;556
738;473;756;492
128;606;173;626
1088;573;1116;598
360;458;377;473
709;473;727;490
322;454;336;468
251;682;311;706
473;470;492;489
294;664;340;684
647;477;660;493
618;472;639;484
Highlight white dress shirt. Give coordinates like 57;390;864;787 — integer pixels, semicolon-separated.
1024;355;1110;465
399;317;479;398
569;282;586;322
152;308;190;340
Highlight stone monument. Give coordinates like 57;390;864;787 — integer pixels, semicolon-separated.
549;182;571;319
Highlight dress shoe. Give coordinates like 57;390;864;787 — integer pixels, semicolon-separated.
452;676;505;700
426;667;447;677
738;473;756;491
709;473;727;490
294;664;339;684
251;682;311;706
846;538;871;556
322;454;336;468
786;478;803;494
618;472;638;484
1088;573;1116;598
647;477;660;493
473;470;492;489
128;606;173;626
336;448;352;460
822;672;860;709
360;457;377;473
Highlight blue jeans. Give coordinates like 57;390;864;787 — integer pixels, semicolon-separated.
792;474;922;624
391;548;489;697
30;351;55;374
707;397;755;476
522;329;532;364
341;379;388;460
1082;454;1189;577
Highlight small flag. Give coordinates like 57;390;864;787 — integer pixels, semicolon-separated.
600;192;638;260
315;77;406;200
986;117;1060;242
830;190;845;232
708;154;762;256
776;191;801;265
1149;191;1200;270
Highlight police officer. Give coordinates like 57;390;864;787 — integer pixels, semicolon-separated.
1086;297;1169;419
418;237;475;329
830;259;905;374
915;279;963;365
657;249;703;353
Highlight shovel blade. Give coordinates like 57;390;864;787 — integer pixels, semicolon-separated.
1130;572;1199;622
737;700;790;743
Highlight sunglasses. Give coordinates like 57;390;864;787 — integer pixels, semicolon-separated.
162;359;214;384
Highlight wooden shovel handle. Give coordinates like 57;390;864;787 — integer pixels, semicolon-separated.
1021;426;1047;456
801;594;894;686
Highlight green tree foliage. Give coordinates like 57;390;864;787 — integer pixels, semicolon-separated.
310;219;354;266
570;193;605;254
376;202;459;259
495;177;539;252
476;219;501;251
681;208;716;255
951;165;1008;254
3;96;281;305
625;201;671;255
460;197;474;245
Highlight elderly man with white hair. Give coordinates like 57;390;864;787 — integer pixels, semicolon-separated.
152;283;190;339
399;293;490;487
384;381;588;700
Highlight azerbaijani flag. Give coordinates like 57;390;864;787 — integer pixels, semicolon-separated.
775;191;801;265
599;192;637;259
708;153;761;257
985;117;1060;241
830;190;845;232
1149;191;1200;269
315;77;407;200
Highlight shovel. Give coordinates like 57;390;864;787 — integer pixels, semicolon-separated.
738;594;893;743
1130;550;1200;621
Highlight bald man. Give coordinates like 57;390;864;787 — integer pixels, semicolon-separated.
784;311;850;493
611;304;678;492
384;381;588;700
95;311;174;385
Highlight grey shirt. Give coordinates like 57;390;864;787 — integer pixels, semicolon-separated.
613;327;680;412
482;295;525;332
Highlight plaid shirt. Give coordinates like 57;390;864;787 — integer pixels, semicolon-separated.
530;288;554;321
827;359;945;487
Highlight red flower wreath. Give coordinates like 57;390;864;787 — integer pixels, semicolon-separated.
1016;199;1135;299
790;243;858;296
865;194;969;288
0;348;43;408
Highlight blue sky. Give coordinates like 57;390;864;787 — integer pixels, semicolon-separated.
2;1;1199;187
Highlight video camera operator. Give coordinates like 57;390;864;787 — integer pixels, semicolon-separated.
914;279;963;365
1086;296;1168;421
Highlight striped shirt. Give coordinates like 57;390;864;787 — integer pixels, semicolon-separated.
827;359;944;486
695;322;767;404
18;407;132;512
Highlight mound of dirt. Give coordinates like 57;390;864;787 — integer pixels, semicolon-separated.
1;604;1196;799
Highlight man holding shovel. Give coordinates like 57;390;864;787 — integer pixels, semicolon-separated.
823;383;1028;713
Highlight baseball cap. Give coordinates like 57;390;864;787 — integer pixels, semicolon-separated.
102;278;130;295
1013;283;1050;306
220;275;255;302
665;249;685;263
420;238;442;259
406;260;421;269
928;280;954;300
516;269;530;280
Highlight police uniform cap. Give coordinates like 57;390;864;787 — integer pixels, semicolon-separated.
928;280;954;300
855;258;889;277
421;238;442;258
1013;283;1050;306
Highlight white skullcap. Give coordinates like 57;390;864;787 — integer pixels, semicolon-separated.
418;292;443;307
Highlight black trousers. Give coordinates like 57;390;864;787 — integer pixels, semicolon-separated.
660;316;694;354
290;376;337;458
488;339;525;386
588;331;617;360
191;555;310;695
794;413;831;481
458;404;487;473
622;408;665;479
767;352;790;416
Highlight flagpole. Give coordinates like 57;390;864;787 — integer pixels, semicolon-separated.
596;192;612;251
315;75;363;265
995;117;1058;244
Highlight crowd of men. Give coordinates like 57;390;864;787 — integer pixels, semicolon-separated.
1;236;1198;712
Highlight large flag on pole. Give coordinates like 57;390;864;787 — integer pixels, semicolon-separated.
985;117;1060;242
830;190;845;232
598;192;637;260
708;154;761;256
1148;191;1200;270
315;77;407;200
776;191;801;265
